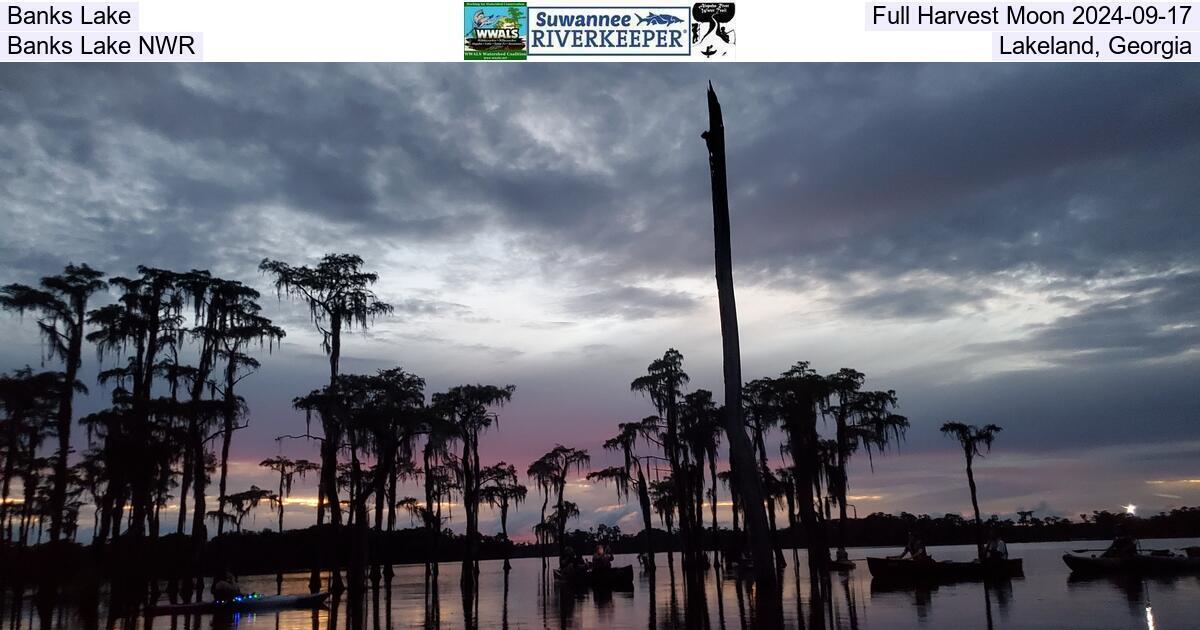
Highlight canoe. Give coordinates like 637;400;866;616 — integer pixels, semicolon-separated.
867;557;1023;582
554;564;634;590
591;564;634;589
1062;552;1131;574
146;592;330;616
1063;551;1200;575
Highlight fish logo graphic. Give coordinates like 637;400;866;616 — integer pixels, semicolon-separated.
636;12;685;26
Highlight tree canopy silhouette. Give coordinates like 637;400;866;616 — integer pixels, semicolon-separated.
941;421;1002;560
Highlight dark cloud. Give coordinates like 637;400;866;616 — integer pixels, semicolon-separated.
392;297;476;319
841;284;996;321
965;271;1200;365
3;64;1197;295
563;285;700;320
886;358;1200;453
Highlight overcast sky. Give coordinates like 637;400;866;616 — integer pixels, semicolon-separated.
1;64;1197;539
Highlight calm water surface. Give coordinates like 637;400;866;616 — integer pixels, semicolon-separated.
7;538;1199;629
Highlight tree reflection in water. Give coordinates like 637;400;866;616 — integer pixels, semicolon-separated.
9;545;1200;629
501;570;509;630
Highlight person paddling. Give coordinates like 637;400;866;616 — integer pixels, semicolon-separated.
592;544;613;571
985;527;1009;561
891;531;930;562
1102;526;1139;558
211;570;244;602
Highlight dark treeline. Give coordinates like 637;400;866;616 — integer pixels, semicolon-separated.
4;505;1197;590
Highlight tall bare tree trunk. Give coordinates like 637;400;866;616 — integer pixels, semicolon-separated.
703;83;781;626
966;454;984;561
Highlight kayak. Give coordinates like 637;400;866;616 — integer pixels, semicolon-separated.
1063;550;1200;575
554;564;635;590
867;557;1023;582
146;592;330;616
1062;552;1130;574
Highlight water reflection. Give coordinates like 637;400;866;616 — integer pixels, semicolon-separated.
3;540;1200;629
1067;573;1147;613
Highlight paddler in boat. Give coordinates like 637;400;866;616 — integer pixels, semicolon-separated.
592;543;614;571
211;569;245;602
985;526;1009;561
560;545;587;577
1101;525;1139;558
890;531;931;562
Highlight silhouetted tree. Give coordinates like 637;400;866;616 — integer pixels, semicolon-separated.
632;349;708;570
755;362;832;570
211;282;284;536
2;263;105;543
1;370;71;546
526;454;554;569
650;478;678;565
359;371;425;540
0;369;60;544
528;445;589;559
173;271;237;588
941;421;1002;560
593;416;660;569
260;253;391;591
260;456;320;532
218;486;276;533
432;384;514;589
741;378;787;568
295;368;426;601
86;266;185;544
681;389;724;565
480;462;526;570
825;368;908;561
419;419;457;582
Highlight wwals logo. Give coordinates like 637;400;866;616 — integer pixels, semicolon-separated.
465;2;528;60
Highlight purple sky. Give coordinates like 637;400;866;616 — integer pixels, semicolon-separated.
1;64;1198;539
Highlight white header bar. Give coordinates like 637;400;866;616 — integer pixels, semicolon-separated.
2;0;1197;61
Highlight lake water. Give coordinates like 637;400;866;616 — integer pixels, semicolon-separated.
6;538;1199;629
